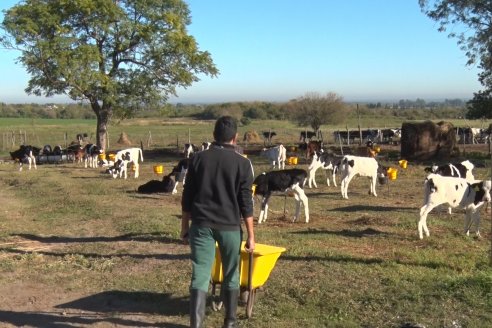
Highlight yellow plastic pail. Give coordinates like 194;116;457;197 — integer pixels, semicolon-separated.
153;165;164;174
399;159;408;169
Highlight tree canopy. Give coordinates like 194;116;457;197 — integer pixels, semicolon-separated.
289;92;347;133
1;0;218;149
419;0;492;119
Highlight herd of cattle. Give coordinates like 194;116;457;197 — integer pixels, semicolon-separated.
7;134;492;240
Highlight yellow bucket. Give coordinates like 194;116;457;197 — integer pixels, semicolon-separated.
375;146;381;153
131;164;136;171
288;157;298;165
387;167;398;180
211;242;286;289
153;165;164;174
108;153;116;161
98;153;106;161
251;184;256;196
399;159;408;169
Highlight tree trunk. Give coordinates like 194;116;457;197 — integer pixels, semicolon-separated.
92;101;112;152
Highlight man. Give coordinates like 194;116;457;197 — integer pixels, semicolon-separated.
181;116;255;328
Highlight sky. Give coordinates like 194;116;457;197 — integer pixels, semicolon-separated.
0;0;482;104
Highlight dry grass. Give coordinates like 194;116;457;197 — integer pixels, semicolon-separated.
0;119;491;328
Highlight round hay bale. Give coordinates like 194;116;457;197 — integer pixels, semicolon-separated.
117;132;132;146
243;131;262;143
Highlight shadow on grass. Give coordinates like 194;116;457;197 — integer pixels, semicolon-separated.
0;290;188;327
56;290;188;317
290;227;388;238
12;232;181;244
331;204;416;212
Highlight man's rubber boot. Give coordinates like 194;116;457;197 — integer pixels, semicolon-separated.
222;289;239;328
190;289;207;328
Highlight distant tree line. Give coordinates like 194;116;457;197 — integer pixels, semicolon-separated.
0;103;96;119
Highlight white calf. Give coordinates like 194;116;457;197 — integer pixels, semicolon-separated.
260;144;286;169
111;147;144;179
339;155;387;199
418;174;492;239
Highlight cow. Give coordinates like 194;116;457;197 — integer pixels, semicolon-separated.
262;131;277;145
253;169;309;223
260;144;287;170
10;145;39;171
339;155;388;199
299;131;318;143
184;143;199;158
83;144;103;168
418;174;492;239
110;147;144;179
307;151;338;188
137;173;176;194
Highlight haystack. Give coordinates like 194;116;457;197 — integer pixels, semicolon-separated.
401;121;456;160
117;132;132;146
243;131;262;144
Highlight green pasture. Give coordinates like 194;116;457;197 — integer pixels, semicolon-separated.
0;118;491;327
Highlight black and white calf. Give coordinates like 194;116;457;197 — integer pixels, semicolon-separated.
137;173;176;194
418;174;492;239
260;144;286;170
170;158;190;194
307;151;338;188
83;144;103;168
424;160;475;182
201;142;211;151
253;168;309;223
183;143;199;158
110;147;144;179
339;155;388;199
10;145;39;171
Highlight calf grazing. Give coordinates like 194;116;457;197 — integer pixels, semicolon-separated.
110;147;144;179
183;143;199;158
253;169;309;223
83;144;103;168
10;145;39;171
137;173;176;194
339;155;388;199
307;151;338;188
418;174;492;239
262;131;277;145
260;144;287;169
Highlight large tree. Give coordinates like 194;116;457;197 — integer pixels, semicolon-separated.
419;0;492;118
1;0;218;150
289;92;347;135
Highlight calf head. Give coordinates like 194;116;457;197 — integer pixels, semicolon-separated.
471;180;492;205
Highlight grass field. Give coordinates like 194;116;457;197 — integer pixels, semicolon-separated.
0;118;491;328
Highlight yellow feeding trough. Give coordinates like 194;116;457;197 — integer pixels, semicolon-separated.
387;167;398;180
287;156;298;165
153;165;164;174
399;159;408;169
98;153;106;161
108;153;116;161
211;242;286;289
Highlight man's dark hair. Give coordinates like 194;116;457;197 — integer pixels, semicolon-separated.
214;116;237;143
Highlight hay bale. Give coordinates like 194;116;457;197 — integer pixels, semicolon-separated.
243;131;262;143
401;121;456;160
117;132;132;146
